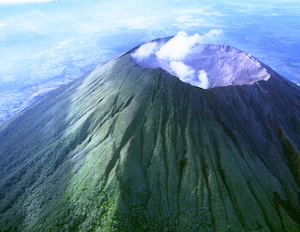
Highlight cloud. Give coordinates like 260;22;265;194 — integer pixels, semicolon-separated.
131;30;224;89
175;15;192;22
1;75;16;82
0;0;54;3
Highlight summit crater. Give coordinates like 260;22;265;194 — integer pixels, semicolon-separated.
131;32;270;89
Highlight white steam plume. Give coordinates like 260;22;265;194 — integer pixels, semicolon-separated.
131;42;159;61
198;70;209;89
156;31;201;61
169;61;195;82
131;30;224;89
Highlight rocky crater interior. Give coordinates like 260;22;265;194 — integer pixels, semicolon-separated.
130;32;270;89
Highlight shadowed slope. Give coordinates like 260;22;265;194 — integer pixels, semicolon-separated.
0;51;300;231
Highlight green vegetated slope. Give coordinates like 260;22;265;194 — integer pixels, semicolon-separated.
0;52;300;232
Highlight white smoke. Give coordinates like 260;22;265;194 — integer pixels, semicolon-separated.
198;70;209;89
131;30;223;89
131;42;159;61
156;31;201;61
169;61;195;81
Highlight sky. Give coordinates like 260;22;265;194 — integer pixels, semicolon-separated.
0;0;299;122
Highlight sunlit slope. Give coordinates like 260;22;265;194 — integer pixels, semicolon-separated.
0;52;300;231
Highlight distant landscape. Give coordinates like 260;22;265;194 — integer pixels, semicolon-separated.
0;0;300;122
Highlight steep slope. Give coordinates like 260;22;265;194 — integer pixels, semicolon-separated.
0;49;300;231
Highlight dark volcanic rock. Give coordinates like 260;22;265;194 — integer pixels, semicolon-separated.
0;47;300;231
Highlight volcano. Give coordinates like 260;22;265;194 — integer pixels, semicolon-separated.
0;38;300;231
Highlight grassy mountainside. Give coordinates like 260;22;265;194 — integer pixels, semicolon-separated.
0;52;300;231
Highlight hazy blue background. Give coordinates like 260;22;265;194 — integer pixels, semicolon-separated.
0;0;299;122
